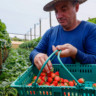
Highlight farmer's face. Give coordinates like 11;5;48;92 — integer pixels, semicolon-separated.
54;1;79;30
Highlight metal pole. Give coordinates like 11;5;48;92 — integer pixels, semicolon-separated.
49;12;52;28
39;18;41;37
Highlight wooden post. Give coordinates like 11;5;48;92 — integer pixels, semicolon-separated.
34;24;36;39
25;34;26;41
49;12;52;28
30;28;32;40
39;18;41;37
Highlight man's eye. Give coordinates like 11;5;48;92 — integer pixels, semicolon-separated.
62;8;67;11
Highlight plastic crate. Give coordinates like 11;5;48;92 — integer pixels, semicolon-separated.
11;50;96;96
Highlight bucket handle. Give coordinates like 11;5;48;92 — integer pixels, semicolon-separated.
57;50;82;87
32;50;82;88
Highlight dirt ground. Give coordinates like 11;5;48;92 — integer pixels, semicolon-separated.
11;41;24;49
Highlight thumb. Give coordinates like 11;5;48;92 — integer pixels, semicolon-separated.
52;45;57;52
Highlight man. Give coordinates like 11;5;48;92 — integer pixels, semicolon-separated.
30;0;96;73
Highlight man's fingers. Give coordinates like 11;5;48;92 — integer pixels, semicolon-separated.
47;60;53;70
34;62;41;70
56;44;70;50
52;45;58;55
44;55;53;70
60;49;70;57
36;60;43;70
41;58;50;73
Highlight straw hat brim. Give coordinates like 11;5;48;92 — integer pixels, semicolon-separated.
43;0;87;11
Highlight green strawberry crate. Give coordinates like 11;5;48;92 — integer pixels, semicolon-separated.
11;50;96;96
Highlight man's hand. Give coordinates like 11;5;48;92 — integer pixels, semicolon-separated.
52;44;77;59
34;53;52;73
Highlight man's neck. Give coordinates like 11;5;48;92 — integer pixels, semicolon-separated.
63;20;81;31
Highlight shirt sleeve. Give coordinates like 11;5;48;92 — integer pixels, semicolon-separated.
76;25;96;64
29;28;52;64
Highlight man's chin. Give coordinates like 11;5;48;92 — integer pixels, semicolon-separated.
60;23;67;27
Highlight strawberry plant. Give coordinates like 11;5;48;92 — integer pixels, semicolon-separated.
0;48;31;96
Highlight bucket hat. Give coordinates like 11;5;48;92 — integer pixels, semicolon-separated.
43;0;87;11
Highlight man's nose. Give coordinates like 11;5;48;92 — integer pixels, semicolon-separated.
56;12;63;19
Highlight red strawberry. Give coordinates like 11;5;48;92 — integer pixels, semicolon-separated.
54;76;60;82
42;76;47;82
78;78;85;83
40;72;46;76
51;72;56;78
50;83;55;86
64;79;69;83
60;78;64;83
47;72;52;77
28;83;32;86
53;81;58;86
39;80;45;85
69;81;74;86
93;83;96;88
47;77;53;83
33;76;37;80
61;83;65;86
55;71;59;76
45;82;50;86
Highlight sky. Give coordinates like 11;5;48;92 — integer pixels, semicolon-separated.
0;0;96;37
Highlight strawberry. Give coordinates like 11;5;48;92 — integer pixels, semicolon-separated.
51;72;56;78
61;83;65;86
54;76;60;82
47;77;53;83
28;83;32;86
42;76;47;82
55;71;59;76
78;78;85;83
50;83;55;86
33;76;37;80
45;82;50;86
64;79;69;83
60;78;64;83
69;81;74;86
93;83;96;88
53;81;58;86
47;72;52;77
39;80;45;85
40;72;46;76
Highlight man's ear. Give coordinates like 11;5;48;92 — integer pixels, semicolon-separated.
75;3;79;12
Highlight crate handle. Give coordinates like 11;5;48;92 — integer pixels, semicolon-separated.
57;50;82;87
32;50;58;87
